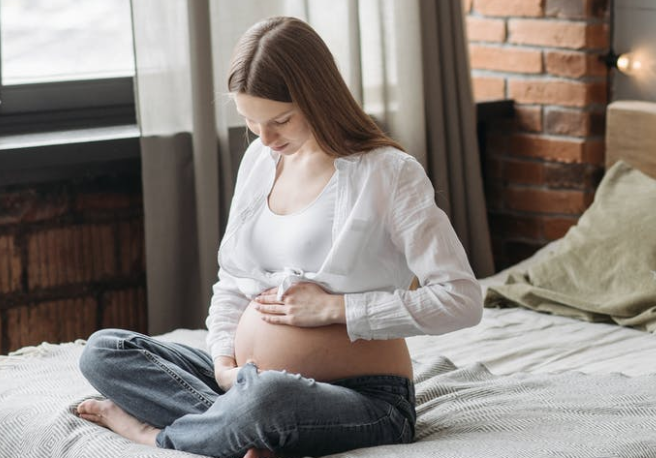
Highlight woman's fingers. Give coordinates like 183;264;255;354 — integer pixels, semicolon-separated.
254;292;281;304
254;303;287;315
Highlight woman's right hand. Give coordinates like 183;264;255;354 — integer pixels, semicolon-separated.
214;356;240;391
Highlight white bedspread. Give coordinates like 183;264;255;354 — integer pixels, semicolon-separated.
2;334;655;458
2;239;655;457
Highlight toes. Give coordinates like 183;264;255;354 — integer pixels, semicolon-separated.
77;399;97;415
79;412;101;423
243;448;275;458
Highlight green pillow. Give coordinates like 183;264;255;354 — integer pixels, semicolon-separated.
485;160;656;332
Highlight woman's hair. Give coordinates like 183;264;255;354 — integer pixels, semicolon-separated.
228;16;405;157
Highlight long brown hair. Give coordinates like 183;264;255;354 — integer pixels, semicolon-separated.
228;16;405;157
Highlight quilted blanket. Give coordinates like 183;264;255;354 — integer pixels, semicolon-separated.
1;341;655;458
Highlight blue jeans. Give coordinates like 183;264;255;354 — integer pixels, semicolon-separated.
78;329;416;458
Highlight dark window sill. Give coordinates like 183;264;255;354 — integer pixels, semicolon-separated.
0;125;141;186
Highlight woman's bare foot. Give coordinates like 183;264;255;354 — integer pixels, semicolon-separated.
77;399;160;447
244;448;276;458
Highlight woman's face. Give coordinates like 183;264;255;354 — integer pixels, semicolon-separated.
234;93;316;156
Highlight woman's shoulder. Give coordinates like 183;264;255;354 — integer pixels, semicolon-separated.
347;147;424;184
345;146;417;170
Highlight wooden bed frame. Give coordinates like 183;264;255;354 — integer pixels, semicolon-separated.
606;100;656;177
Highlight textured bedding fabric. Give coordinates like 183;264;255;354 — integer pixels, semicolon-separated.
1;333;656;458
485;161;656;332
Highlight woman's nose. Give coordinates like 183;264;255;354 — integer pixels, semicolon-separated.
259;126;277;146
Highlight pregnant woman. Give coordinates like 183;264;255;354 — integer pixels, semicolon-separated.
77;16;482;458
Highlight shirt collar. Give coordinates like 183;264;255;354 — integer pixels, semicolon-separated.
265;145;363;167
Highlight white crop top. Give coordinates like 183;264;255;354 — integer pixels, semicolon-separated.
247;173;337;274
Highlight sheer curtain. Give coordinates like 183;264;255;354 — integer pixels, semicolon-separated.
131;0;493;334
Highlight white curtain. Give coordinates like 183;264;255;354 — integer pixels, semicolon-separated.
131;0;493;334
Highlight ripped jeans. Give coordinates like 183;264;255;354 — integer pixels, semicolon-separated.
78;329;416;458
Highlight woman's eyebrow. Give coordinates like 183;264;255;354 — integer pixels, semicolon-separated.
273;110;294;120
237;108;294;123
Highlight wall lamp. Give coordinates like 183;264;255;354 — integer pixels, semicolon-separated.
603;50;643;75
601;0;646;76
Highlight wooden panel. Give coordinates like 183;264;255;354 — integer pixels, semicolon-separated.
606;101;656;178
0;235;21;294
7;298;97;351
102;288;148;333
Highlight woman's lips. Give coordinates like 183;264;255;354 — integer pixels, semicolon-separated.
271;143;289;152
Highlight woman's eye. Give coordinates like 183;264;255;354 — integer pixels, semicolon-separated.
274;118;291;126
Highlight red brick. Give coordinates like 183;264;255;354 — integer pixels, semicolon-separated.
508;20;608;49
474;0;543;17
544;162;601;189
545;51;607;78
503;159;545;185
508;79;606;107
505;187;593;214
515;105;543;132
472;76;505;101
27;224;115;290
7;297;96;351
546;0;609;19
0;234;22;294
588;23;609;49
510;134;587;163
465;17;506;42
545;108;592;137
589;111;606;136
589;81;608;104
545;109;606;138
543;216;579;239
509;136;603;166
584;140;605;166
102;288;148;333
469;45;542;73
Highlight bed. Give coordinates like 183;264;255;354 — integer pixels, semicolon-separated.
2;100;655;458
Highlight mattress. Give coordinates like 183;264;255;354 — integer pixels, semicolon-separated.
2;240;655;458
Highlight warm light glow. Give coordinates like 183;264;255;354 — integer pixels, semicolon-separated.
616;53;643;75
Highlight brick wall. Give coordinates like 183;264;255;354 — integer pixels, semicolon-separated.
464;0;610;269
0;173;147;353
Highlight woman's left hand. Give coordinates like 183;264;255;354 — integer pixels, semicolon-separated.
253;282;345;327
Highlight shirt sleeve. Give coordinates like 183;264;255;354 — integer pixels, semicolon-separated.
344;157;483;340
205;267;250;361
204;139;264;362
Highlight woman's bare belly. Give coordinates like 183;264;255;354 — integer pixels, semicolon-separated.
234;301;413;382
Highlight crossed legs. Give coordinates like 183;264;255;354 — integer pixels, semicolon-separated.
78;329;415;458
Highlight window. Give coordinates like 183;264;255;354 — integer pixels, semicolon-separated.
0;0;136;135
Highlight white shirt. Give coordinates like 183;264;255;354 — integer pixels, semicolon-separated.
206;138;483;360
247;173;336;274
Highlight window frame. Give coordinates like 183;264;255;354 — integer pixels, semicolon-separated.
0;77;136;135
0;1;136;135
0;4;139;182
